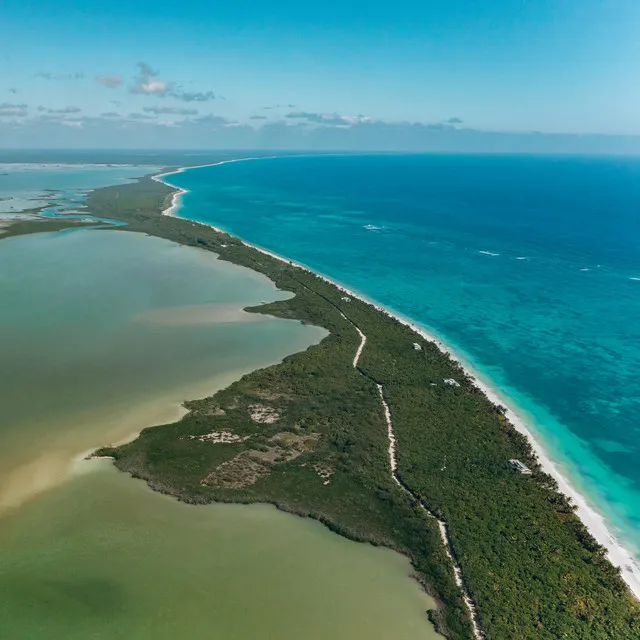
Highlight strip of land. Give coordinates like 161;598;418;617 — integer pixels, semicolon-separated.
338;289;484;637
0;217;90;238
152;158;640;601
7;171;639;639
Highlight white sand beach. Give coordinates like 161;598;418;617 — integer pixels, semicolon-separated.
155;158;640;600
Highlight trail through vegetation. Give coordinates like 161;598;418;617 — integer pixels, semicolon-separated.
85;174;640;640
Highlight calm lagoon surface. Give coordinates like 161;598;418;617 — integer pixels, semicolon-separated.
0;229;325;511
0;164;157;215
0;225;440;639
165;154;640;566
0;463;437;640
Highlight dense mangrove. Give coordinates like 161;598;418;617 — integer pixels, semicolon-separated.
36;173;640;639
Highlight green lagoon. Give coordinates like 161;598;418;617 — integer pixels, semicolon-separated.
0;228;440;639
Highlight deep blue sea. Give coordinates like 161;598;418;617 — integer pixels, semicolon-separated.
166;154;640;563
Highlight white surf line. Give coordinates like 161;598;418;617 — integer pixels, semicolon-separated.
248;241;640;601
153;159;640;600
154;164;480;633
152;156;277;217
153;170;483;634
153;153;364;220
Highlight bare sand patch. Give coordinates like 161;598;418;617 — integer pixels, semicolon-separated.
189;431;250;444
202;431;320;488
134;303;268;326
248;403;280;424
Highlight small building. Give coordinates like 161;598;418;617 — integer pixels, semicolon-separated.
443;378;460;387
341;296;351;302
413;342;423;351
508;459;532;475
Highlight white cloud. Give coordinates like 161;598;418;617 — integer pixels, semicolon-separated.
127;112;157;120
130;62;173;96
138;79;172;95
3;114;640;154
143;106;198;116
285;111;372;127
0;102;28;117
173;90;216;102
38;106;82;114
186;114;233;126
127;63;217;101
95;74;123;89
35;72;84;81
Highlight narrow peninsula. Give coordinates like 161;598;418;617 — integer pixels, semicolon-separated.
64;172;640;639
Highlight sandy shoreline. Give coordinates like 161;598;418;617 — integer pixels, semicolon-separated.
153;157;274;217
154;158;640;599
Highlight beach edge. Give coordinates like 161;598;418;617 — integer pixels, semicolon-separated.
155;159;640;600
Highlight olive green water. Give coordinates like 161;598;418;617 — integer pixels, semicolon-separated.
0;229;323;512
0;229;440;639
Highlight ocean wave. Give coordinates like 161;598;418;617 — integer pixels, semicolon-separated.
478;250;499;256
363;224;384;231
630;277;640;281
515;256;529;260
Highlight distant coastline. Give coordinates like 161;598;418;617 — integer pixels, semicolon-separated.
152;157;274;216
77;164;640;637
155;159;640;600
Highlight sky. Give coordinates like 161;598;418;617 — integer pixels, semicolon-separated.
2;0;640;151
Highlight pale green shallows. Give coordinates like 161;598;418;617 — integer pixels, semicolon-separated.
0;229;440;640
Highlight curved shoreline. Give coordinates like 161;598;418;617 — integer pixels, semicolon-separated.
152;157;276;216
154;158;640;600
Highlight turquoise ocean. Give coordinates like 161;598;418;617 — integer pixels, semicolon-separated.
164;154;640;570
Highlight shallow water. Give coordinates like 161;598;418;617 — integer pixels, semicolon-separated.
0;461;437;640
0;226;439;639
165;153;640;565
0;229;324;511
0;164;156;215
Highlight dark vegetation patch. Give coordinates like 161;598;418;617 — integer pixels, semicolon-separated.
0;217;90;239
83;173;640;640
202;430;320;488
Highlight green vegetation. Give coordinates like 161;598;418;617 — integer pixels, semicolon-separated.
80;175;640;639
0;217;89;239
